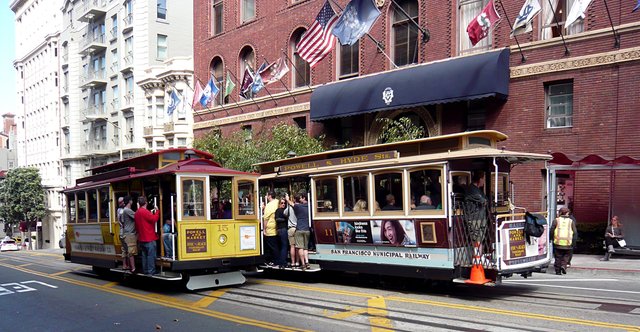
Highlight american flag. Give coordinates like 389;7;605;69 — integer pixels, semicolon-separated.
296;0;338;68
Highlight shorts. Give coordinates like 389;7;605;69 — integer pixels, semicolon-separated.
294;230;310;249
287;227;297;245
121;234;138;257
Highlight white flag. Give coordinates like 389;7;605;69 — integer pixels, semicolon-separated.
511;0;541;37
565;0;593;29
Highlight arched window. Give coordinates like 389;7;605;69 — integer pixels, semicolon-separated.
392;0;419;66
239;46;255;99
291;29;310;88
209;57;224;105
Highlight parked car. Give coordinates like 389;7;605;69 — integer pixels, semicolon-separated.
0;237;19;252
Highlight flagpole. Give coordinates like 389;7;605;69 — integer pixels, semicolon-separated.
192;76;221;120
602;0;620;48
328;0;398;68
546;0;570;56
192;77;231;117
181;79;206;121
389;0;430;42
282;50;315;94
262;55;297;102
495;0;526;63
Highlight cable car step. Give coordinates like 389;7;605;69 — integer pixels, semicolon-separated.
109;268;183;281
186;271;246;291
259;264;321;272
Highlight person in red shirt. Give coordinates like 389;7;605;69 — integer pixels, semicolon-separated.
135;196;159;275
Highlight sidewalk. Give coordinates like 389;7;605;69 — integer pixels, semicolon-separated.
552;253;640;278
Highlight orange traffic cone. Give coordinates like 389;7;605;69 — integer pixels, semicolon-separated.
465;242;491;285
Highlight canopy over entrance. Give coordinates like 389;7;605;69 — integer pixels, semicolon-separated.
310;48;510;121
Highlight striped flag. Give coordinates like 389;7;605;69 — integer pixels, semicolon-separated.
296;0;338;68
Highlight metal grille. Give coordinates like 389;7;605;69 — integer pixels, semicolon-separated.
452;198;496;271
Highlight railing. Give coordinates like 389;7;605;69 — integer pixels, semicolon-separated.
110;61;119;73
123;13;134;30
80;69;106;85
163;122;174;132
143;126;153;136
86;102;107;117
123;93;134;108
111;98;120;111
81;33;106;49
123;52;133;67
110;26;118;40
83;140;108;152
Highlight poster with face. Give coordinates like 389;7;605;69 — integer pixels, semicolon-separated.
335;221;373;244
373;220;416;246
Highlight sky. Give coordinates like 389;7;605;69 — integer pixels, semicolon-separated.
0;0;16;115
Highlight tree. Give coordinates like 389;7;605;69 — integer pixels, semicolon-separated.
0;168;46;248
193;123;325;172
376;117;425;143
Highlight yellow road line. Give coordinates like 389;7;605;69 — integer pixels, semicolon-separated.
328;307;368;319
386;296;640;331
18;263;33;267
102;281;119;288
0;262;309;332
368;297;393;332
27;252;64;259
50;270;72;277
193;289;228;308
254;280;376;298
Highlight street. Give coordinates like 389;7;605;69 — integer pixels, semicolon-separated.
1;250;639;332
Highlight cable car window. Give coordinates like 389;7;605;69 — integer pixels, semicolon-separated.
238;180;256;216
342;174;369;215
99;187;110;222
315;177;338;215
182;178;205;218
68;194;77;223
77;192;87;223
409;168;443;214
87;189;98;221
374;172;404;213
210;176;232;219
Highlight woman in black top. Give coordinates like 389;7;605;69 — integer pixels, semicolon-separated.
274;200;289;268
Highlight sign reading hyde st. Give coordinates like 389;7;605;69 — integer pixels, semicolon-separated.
279;151;397;173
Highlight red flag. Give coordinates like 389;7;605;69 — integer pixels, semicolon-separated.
466;0;500;46
263;56;290;85
192;81;204;109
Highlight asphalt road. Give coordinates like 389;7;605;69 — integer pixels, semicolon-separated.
1;250;639;332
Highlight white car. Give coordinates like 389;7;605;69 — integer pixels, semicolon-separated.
0;238;19;252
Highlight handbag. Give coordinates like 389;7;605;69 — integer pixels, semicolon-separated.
617;239;626;247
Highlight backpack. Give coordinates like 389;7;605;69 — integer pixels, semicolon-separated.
524;212;547;243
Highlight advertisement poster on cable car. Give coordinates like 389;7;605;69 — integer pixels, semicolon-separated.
334;220;416;246
498;220;549;269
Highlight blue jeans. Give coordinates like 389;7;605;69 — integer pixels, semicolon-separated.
163;234;174;258
140;241;156;275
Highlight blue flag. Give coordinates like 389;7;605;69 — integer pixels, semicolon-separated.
167;90;180;115
251;62;267;95
634;0;640;12
332;0;381;46
200;77;219;107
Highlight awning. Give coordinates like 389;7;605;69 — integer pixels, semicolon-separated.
310;48;510;121
549;152;640;169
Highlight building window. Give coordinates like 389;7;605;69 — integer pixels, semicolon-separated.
157;34;167;60
157;0;167;20
458;0;491;55
210;57;224;105
241;125;252;142
540;0;583;40
545;81;573;128
339;41;359;79
293;116;306;130
177;137;186;146
241;0;255;23
392;0;419;66
466;102;486;131
212;0;223;35
292;29;310;88
239;47;255;99
111;15;118;38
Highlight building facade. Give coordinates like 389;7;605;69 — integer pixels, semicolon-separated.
11;0;64;249
193;0;640;236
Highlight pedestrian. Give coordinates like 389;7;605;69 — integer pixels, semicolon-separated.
550;207;577;275
290;193;310;270
134;197;159;276
284;194;298;268
261;191;279;267
274;198;289;268
162;219;175;259
601;215;625;261
120;196;137;273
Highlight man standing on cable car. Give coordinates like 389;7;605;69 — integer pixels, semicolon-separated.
135;197;159;276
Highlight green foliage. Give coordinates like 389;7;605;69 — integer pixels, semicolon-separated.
0;168;46;228
193;123;325;172
377;117;425;143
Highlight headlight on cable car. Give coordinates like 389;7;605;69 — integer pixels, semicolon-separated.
219;234;227;245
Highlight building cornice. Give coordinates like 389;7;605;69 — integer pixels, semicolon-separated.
12;33;60;67
193;102;310;130
511;46;640;78
10;0;28;12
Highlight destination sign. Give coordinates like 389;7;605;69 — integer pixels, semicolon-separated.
280;151;397;172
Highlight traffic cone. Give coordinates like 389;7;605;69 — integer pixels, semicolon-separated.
465;241;491;285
